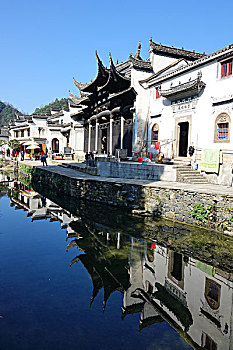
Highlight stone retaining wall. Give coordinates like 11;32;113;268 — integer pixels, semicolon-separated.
97;160;177;181
33;167;233;233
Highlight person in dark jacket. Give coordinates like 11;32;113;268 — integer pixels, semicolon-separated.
41;153;48;166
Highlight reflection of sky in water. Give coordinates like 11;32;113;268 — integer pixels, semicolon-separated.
0;194;229;349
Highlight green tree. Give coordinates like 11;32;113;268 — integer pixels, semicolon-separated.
8;139;20;150
34;98;69;114
0;101;20;125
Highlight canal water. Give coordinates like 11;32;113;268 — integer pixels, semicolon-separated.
0;174;232;349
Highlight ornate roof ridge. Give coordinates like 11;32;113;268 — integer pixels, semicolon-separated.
159;72;205;98
129;55;153;70
95;50;108;75
110;53;131;81
141;43;233;87
97;53;130;92
73;77;89;90
116;59;130;68
149;38;205;60
73;51;109;93
69;90;86;105
116;60;131;74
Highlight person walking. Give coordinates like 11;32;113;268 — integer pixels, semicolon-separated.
41;153;48;166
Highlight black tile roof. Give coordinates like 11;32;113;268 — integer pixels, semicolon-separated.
149;38;205;60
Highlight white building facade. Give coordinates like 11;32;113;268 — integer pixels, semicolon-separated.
138;40;233;185
9;108;85;160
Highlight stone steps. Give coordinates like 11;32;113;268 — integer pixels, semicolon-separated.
176;170;199;174
173;157;191;166
181;175;206;179
175;165;208;184
182;179;207;183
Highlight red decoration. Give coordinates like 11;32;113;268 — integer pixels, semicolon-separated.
154;142;160;150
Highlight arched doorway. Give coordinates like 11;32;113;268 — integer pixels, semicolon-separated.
52;138;59;153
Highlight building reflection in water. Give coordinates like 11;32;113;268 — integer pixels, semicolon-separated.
7;180;233;350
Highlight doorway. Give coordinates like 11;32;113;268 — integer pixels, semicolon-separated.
178;122;189;157
52;138;59;153
101;129;107;154
171;252;182;281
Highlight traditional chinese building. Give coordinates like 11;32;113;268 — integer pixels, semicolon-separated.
139;39;233;185
8;107;84;159
69;44;153;157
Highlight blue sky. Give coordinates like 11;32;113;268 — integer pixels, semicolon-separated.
1;0;233;114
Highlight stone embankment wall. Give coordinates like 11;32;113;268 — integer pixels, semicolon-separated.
33;168;233;233
97;160;177;181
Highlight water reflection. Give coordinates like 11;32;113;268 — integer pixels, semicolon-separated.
5;177;233;350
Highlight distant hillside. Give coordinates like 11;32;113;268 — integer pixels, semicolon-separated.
34;98;69;115
0;101;20;126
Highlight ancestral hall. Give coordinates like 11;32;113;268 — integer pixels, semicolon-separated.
69;52;136;156
69;44;153;157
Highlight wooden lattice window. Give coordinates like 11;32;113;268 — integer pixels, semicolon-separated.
217;122;228;140
221;59;232;78
202;333;217;350
155;87;160;99
205;278;221;310
214;113;230;143
146;281;153;294
151;123;159;144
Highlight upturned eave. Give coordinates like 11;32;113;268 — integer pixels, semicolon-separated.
98;53;130;93
73;51;109;93
160;77;206;100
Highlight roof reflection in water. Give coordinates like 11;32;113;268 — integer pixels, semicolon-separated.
7;179;233;350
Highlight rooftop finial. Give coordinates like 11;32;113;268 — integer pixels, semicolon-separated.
134;40;141;58
109;52;113;66
116;58;119;65
149;37;153;44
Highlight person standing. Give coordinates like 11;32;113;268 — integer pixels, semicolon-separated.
41;153;48;166
21;151;24;161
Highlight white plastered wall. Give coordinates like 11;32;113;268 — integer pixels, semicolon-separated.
131;68;153;154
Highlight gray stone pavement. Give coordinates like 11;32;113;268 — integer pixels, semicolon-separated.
18;159;77;167
37;164;233;198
